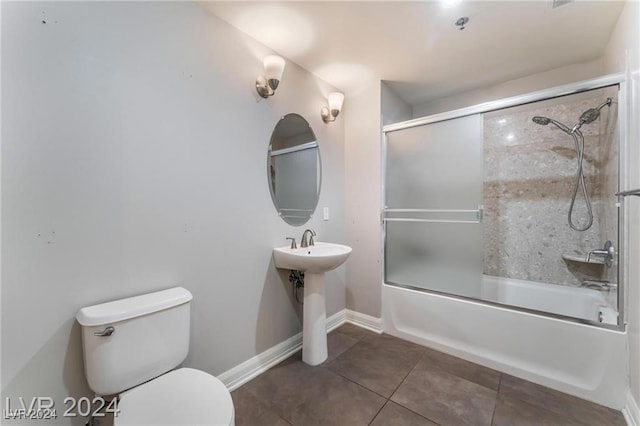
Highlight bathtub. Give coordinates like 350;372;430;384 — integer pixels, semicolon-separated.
382;279;628;409
481;275;618;325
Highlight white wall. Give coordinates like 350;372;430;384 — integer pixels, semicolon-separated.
412;59;604;118
603;0;640;414
1;2;345;424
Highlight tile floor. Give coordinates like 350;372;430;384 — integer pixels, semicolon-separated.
232;323;626;426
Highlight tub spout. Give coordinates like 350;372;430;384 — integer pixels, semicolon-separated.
586;240;615;267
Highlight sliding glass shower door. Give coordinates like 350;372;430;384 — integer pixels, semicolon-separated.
383;84;622;328
384;114;484;298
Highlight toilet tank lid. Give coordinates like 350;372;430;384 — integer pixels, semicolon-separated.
76;287;192;326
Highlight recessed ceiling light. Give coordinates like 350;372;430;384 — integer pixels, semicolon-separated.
441;0;462;8
455;17;469;30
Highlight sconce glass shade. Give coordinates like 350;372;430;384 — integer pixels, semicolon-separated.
327;92;345;113
257;55;286;98
322;92;345;123
263;55;286;88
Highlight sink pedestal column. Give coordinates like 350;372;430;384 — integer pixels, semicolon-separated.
302;272;327;366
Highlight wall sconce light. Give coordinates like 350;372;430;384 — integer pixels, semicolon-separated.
256;55;286;98
321;92;345;123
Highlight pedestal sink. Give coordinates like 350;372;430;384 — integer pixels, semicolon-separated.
273;242;352;365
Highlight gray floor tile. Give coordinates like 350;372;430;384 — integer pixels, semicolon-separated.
231;387;291;426
232;324;626;426
419;347;501;390
361;333;427;361
499;374;626;426
391;366;497;426
242;356;318;421
333;322;375;341
325;330;359;363
370;402;438;426
326;339;423;398
288;368;386;426
492;393;583;426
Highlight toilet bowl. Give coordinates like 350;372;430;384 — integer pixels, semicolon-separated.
76;287;234;426
116;368;234;426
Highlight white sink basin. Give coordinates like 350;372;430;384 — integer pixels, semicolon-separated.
273;242;352;273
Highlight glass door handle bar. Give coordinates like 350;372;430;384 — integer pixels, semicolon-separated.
615;189;640;197
383;218;480;224
383;206;483;224
384;208;480;213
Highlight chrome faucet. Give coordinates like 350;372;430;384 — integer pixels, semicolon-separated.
300;229;316;248
586;240;615;267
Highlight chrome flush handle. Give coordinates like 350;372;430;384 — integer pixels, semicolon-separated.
94;326;115;337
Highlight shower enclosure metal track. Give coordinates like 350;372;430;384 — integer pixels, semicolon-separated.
383;73;624;133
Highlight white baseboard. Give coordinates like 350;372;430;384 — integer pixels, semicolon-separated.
326;309;347;333
623;391;640;426
345;309;384;334
218;309;382;391
217;332;302;391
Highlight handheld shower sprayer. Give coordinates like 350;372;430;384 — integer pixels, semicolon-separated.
530;97;613;231
532;116;572;133
531;116;550;125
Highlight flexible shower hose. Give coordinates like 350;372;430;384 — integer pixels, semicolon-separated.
568;130;593;231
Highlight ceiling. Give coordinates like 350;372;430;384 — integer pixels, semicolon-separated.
201;1;625;107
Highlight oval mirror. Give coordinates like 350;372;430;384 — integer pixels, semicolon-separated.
268;114;321;226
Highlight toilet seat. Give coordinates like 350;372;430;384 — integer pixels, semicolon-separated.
115;368;234;426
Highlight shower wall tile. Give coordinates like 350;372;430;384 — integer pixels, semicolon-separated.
483;90;618;286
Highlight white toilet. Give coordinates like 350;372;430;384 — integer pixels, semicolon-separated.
76;287;235;425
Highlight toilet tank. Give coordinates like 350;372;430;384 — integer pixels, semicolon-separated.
76;287;193;396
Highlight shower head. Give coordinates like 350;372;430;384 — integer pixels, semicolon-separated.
571;97;613;133
532;116;572;133
578;108;601;125
578;98;612;124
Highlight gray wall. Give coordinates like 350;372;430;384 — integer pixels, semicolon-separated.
1;2;345;424
342;81;411;318
381;82;412;126
344;83;383;318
